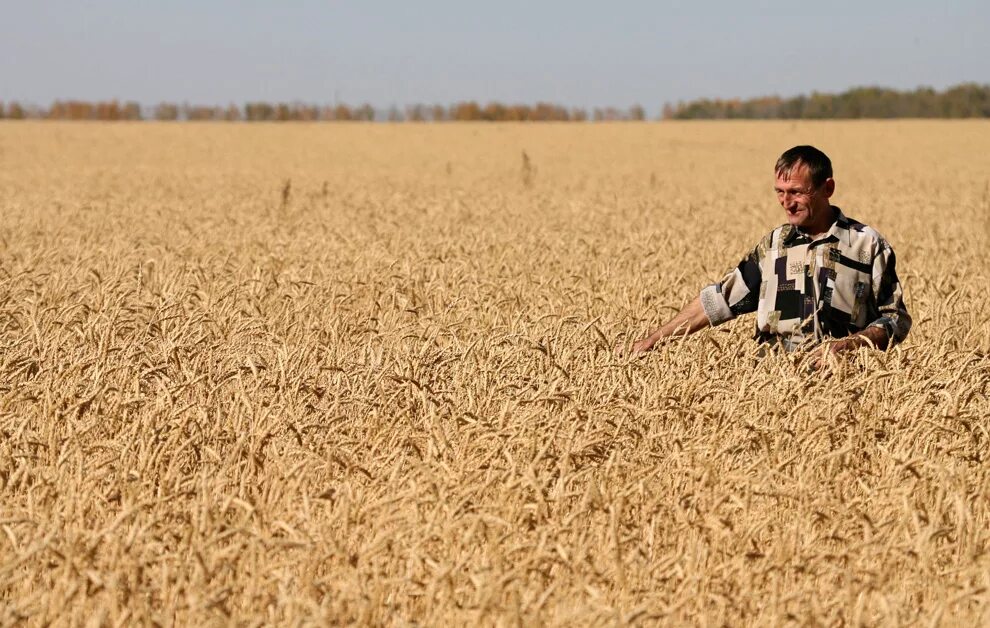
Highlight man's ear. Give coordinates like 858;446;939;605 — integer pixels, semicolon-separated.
823;178;835;198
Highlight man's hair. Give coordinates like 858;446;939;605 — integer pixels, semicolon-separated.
775;145;833;187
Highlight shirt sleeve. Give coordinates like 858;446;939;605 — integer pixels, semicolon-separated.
699;239;764;327
866;240;911;344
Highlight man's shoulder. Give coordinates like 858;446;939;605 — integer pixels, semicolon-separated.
759;224;792;248
836;213;892;249
745;225;787;259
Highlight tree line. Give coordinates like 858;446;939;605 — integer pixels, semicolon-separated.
0;100;646;122
1;84;987;121
663;83;990;119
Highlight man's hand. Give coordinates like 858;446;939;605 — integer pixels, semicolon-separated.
805;339;845;371
615;337;657;359
616;296;711;359
629;338;656;357
805;326;890;371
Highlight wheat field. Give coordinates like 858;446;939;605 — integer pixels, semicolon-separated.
1;121;989;625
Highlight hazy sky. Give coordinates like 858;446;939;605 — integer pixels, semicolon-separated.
1;0;986;112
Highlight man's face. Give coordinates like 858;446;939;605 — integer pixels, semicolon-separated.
774;163;834;232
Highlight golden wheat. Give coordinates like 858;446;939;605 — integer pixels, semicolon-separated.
1;121;989;625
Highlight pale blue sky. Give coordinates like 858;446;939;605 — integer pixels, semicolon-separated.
1;1;986;112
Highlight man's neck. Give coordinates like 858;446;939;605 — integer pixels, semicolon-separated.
801;205;837;239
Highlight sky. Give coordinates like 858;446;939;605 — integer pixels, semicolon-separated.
1;0;987;112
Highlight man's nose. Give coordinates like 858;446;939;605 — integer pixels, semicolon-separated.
782;192;801;207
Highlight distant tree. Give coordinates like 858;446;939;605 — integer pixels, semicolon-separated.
530;102;569;121
354;103;375;121
777;95;803;118
943;83;990;117
123;101;142;120
482;102;505;121
406;104;426;122
7;102;25;119
594;107;625;121
244;102;274;121
430;104;446;121
48;101;67;119
451;102;481;121
96;101;121;120
628;104;645;121
184;104;222;121
154;103;180;121
909;87;939;117
803;92;834;119
46;100;139;120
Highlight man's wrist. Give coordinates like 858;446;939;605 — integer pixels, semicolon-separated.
832;328;889;353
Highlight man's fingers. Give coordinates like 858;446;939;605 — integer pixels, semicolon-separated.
629;341;654;358
616;339;653;359
614;338;631;357
801;348;824;373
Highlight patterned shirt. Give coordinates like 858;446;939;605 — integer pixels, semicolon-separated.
700;206;911;351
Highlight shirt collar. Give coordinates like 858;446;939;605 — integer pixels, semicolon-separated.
782;206;851;246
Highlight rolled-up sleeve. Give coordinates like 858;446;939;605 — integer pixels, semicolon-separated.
700;245;763;327
867;241;911;344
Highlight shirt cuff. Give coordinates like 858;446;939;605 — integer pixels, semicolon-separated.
867;317;907;344
866;319;893;337
700;283;734;326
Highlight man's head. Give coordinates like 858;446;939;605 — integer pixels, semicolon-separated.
774;145;835;234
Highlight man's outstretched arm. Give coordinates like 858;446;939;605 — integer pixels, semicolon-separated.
619;237;764;358
620;295;711;357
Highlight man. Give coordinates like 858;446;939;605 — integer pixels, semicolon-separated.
623;145;910;367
